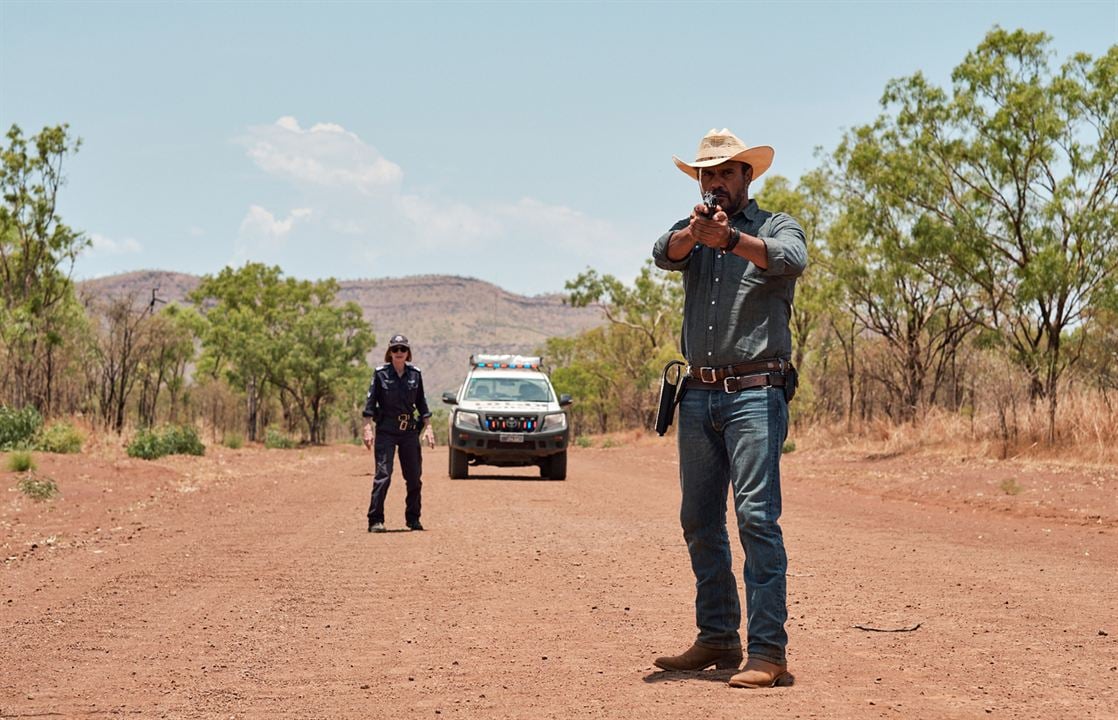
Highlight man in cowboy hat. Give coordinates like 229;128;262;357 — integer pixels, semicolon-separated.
651;128;807;688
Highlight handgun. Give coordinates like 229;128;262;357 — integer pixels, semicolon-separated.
700;190;718;218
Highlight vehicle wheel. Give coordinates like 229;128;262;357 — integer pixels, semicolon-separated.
546;451;567;481
449;448;469;479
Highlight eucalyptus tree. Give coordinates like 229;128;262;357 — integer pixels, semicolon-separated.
190;263;282;441
269;279;374;444
562;260;684;429
135;304;200;428
191;263;374;444
829;138;979;422
90;294;155;433
0;124;89;414
841;28;1117;439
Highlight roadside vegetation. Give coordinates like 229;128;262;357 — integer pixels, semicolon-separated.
125;425;206;460
16;474;58;501
553;30;1117;463
6;450;35;473
1;30;1114;463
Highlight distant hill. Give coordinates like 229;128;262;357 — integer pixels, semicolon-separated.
77;271;605;395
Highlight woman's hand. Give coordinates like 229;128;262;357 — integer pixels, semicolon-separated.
362;424;373;450
422;427;435;449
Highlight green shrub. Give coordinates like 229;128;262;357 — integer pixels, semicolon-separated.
37;422;84;454
7;451;35;472
127;428;166;460
223;432;244;449
0;406;43;451
18;474;58;501
575;436;592;448
264;428;296;449
161;425;205;456
782;440;796;454
126;425;205;460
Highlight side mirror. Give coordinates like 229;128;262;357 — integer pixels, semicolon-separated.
441;391;458;405
559;394;573;407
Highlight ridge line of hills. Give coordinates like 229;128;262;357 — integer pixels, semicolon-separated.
77;270;606;396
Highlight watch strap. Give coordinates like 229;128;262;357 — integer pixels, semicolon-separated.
723;228;741;254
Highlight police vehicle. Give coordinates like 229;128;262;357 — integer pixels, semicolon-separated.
442;354;572;480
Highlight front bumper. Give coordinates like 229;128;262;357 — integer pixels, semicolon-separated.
449;427;568;465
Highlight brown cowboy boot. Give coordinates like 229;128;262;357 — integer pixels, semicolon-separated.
654;642;742;671
728;657;794;688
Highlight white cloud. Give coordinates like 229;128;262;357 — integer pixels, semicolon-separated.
87;232;142;256
234;116;643;292
243;116;402;194
495;198;620;255
233;205;314;268
239;205;312;240
393;193;501;246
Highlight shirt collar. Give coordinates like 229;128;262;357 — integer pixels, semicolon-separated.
733;198;760;222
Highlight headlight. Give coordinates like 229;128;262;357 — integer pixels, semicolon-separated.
454;410;482;430
541;412;567;431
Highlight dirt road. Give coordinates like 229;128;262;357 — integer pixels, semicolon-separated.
2;437;1115;719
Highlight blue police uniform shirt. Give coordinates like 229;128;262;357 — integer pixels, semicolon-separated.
363;363;432;432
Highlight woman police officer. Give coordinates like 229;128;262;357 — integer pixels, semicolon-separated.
362;334;435;532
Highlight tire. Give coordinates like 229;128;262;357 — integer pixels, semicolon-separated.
545;451;567;481
449;448;469;479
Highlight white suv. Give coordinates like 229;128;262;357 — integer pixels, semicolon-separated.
442;354;572;480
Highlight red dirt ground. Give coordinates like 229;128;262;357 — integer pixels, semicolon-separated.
2;435;1115;719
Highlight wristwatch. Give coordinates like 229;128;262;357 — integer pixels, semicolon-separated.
723;227;741;254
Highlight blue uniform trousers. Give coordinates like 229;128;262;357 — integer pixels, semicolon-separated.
368;430;423;525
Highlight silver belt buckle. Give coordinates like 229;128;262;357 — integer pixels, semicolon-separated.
698;366;718;383
723;376;736;393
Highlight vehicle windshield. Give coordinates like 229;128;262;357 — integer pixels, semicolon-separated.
465;377;553;402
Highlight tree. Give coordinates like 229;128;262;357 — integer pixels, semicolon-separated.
560;260;684;430
190;264;285;442
0;124;89;414
135;304;199;428
269;280;374;444
755;172;836;375
850;29;1117;440
191;264;374;444
828;139;979;422
89;294;153;433
565;260;683;353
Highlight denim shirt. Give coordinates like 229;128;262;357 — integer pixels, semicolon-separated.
652;199;807;368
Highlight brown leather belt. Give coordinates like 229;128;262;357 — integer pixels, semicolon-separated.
688;372;787;393
687;358;789;383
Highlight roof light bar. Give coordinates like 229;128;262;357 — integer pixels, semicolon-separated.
470;354;543;370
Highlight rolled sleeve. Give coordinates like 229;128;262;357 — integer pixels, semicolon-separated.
652;219;693;271
760;214;807;278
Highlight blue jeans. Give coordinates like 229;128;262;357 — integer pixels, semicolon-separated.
676;385;788;664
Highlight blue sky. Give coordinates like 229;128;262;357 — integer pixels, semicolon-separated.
1;1;1115;295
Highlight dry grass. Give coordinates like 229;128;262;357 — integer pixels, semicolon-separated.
794;386;1118;466
34;382;1118;469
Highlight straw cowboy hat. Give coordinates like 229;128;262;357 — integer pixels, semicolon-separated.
673;128;774;181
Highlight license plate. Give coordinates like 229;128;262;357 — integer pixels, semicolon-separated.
499;432;525;443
